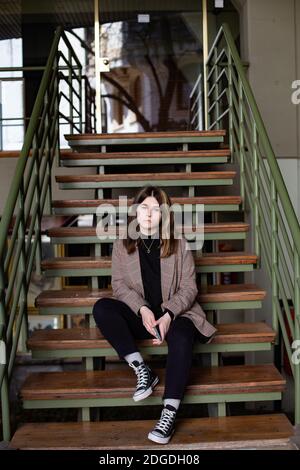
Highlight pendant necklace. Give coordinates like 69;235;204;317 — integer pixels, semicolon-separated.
140;237;156;253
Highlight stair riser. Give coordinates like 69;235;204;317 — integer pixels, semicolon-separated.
42;264;256;277
67;136;225;147
52;204;241;215
37;300;263;315
57;179;234;190
30;342;273;360
48;233;247;244
22;391;283;411
60;156;229;167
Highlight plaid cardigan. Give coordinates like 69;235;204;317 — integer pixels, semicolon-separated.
111;237;217;340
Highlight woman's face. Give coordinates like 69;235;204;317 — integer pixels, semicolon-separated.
136;196;161;235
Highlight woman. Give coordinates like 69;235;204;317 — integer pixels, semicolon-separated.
93;186;217;445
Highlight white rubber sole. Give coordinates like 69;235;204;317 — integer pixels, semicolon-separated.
133;376;159;402
148;429;174;444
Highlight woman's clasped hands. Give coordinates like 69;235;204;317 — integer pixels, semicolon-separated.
139;305;171;345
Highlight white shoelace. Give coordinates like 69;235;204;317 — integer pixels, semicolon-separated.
130;363;149;389
155;408;176;433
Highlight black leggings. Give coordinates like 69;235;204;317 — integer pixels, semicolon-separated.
93;297;208;400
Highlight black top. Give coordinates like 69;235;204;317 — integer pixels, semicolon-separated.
138;235;174;321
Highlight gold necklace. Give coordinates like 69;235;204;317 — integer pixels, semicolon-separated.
140;237;156;254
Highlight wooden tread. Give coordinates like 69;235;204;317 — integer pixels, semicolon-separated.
65;130;227;141
9;414;293;450
199;283;266;301
52;195;242;209
41;252;258;271
46;222;249;239
27;322;276;351
199;251;258;265
35;283;266;309
20;364;285;400
55;171;236;183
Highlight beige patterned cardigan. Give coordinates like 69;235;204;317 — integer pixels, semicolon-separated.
111;237;217;340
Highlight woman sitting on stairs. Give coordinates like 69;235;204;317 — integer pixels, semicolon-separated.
92;185;217;445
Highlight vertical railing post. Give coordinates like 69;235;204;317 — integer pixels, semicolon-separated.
271;179;279;342
18;181;28;354
44;86;52;217
206;61;211;130
0;263;6;336
33;134;42;275
54;53;60;170
238;76;245;211
1;373;10;441
294;251;300;424
68;49;73;134
0;263;10;441
253;124;261;266
79;66;83;133
213;48;220;129
202;0;208;130
227;48;233;162
198;75;203;131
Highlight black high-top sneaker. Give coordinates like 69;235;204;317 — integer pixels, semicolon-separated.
148;404;177;444
129;360;159;402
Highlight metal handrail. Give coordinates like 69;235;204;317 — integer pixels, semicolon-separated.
189;23;300;426
0;27;95;441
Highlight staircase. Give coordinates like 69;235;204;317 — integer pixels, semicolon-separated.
9;130;295;450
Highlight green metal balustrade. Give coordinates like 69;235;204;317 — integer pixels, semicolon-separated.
190;22;300;426
0;26;95;441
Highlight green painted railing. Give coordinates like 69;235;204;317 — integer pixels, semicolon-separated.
190;23;300;425
188;72;203;131
0;27;94;441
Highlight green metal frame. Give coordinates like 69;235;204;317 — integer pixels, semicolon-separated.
0;27;96;441
37;299;262;316
23;391;282;415
57;178;234;190
53;203;240;215
42;263;256;278
60;155;229;166
190;22;300;425
31;341;272;360
49;232;246;245
67;135;224;147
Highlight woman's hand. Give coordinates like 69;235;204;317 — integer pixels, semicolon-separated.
152;313;172;345
139;306;158;337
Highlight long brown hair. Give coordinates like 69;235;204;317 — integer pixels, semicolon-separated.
123;186;177;258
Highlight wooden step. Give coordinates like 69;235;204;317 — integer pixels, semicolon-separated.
199;251;258;265
20;364;285;402
35;284;266;311
46;222;249;243
55;171;236;189
65;130;226;147
27;323;276;352
199;283;266;302
41;252;259;276
52;195;242;215
9;414;294;450
59;149;231;166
